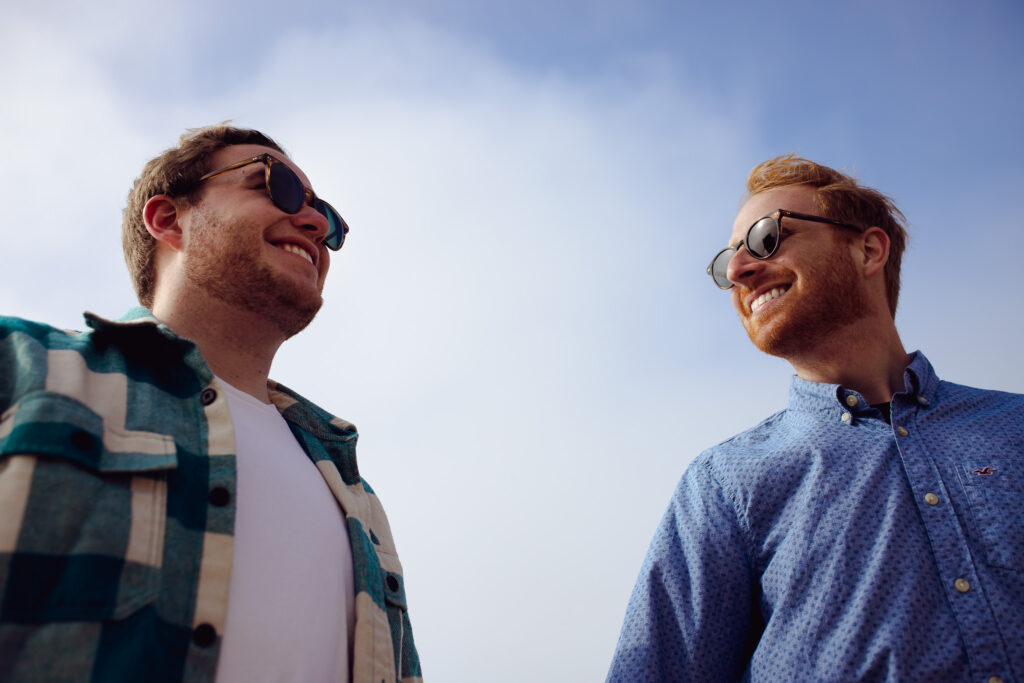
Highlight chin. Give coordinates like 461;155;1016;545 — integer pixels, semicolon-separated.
257;287;323;338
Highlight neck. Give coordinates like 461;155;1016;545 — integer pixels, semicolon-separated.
787;317;910;404
151;289;285;403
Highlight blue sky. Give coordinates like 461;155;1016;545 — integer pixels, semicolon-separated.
2;1;1022;680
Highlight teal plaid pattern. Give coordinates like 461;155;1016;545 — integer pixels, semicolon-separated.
0;308;421;682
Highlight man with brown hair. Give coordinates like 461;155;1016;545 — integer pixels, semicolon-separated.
607;155;1023;681
0;125;421;682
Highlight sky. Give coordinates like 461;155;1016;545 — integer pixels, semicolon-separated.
2;0;1022;679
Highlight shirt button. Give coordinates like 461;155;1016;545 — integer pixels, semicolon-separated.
841;412;851;423
988;677;1004;683
845;395;858;407
200;388;217;406
209;487;231;507
192;623;217;646
954;578;970;593
896;426;909;437
917;395;930;405
924;493;939;505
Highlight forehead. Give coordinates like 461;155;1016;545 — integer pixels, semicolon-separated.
730;185;820;243
207;144;313;188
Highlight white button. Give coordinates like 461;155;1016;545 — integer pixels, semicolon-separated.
924;493;939;505
917;395;930;405
845;395;858;407
896;426;909;437
954;578;970;593
841;412;851;423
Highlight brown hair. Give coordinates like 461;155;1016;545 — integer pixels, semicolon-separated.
122;124;286;308
746;154;908;318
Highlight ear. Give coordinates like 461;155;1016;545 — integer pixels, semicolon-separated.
143;195;185;251
858;227;890;278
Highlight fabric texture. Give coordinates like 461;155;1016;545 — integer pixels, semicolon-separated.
608;351;1023;682
0;309;421;683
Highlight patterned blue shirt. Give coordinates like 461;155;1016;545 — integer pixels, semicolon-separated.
608;352;1023;682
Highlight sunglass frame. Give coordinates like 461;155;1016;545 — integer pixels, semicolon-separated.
196;153;349;250
707;209;862;289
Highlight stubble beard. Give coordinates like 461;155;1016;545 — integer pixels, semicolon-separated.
184;211;323;339
743;247;871;360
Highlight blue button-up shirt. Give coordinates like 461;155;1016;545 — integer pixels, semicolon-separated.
608;352;1023;682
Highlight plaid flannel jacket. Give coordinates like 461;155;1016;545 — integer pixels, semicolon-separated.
0;309;421;682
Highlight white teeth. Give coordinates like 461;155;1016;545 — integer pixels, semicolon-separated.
280;243;313;265
752;286;788;312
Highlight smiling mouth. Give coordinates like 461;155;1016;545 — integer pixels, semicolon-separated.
751;286;789;313
278;242;315;266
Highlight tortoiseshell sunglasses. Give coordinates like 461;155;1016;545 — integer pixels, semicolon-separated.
198;153;349;250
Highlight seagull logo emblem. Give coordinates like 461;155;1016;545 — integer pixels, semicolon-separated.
972;467;996;476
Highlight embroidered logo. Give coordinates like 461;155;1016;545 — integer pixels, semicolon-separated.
972;466;996;476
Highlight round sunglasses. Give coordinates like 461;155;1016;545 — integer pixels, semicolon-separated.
197;153;349;250
707;209;862;289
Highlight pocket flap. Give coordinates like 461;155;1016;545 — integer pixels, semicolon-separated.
0;392;177;472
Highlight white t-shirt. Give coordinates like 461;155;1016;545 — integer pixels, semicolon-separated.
214;379;355;683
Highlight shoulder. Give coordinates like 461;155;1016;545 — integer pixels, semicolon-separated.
0;314;84;347
930;380;1024;424
686;406;836;513
0;316;90;405
696;409;791;473
935;379;1024;406
926;380;1024;436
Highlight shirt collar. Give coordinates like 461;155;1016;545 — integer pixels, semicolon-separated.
82;307;210;381
82;309;357;438
786;350;938;416
84;306;183;342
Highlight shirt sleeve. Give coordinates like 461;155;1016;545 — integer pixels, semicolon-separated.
607;457;759;682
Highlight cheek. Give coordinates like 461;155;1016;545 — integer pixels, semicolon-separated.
318;250;331;282
730;289;745;314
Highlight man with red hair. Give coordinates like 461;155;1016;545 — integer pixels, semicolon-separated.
608;155;1023;681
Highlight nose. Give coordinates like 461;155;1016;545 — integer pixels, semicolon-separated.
725;243;764;287
290;203;329;246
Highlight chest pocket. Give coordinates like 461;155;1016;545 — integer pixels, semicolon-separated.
0;391;177;622
959;455;1024;571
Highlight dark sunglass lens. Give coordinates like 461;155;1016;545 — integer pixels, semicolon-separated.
710;248;735;289
746;217;779;258
267;163;306;214
316;199;348;250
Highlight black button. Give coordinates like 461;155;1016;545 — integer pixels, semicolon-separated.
70;430;95;451
208;487;231;507
200;388;217;406
386;575;400;592
192;623;217;647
